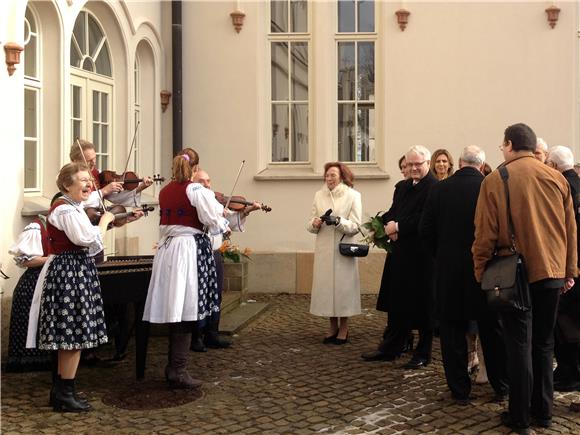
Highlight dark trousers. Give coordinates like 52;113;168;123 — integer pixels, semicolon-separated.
554;340;580;384
439;316;508;400
380;314;433;361
500;285;560;426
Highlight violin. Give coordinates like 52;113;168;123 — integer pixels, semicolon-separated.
85;204;155;228
214;192;272;213
99;171;165;191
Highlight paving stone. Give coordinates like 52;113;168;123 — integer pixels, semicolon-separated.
2;294;580;434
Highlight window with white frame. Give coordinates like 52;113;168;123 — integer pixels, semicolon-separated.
270;0;309;163
70;10;113;170
23;7;41;192
337;0;375;162
132;58;141;171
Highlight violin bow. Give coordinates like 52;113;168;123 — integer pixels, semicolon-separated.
224;160;246;210
75;138;107;212
120;120;141;183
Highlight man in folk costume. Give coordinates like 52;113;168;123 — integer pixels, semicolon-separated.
362;146;438;368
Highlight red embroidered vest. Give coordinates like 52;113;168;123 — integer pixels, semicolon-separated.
47;199;84;254
159;181;204;230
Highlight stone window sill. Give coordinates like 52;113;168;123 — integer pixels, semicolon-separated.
254;165;390;181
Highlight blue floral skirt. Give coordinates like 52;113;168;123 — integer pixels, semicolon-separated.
195;234;220;325
6;267;52;371
37;250;108;350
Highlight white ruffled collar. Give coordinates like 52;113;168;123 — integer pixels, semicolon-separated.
322;182;349;198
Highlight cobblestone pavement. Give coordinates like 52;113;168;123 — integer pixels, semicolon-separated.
2;294;580;434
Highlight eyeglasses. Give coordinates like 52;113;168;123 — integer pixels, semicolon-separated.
406;161;426;168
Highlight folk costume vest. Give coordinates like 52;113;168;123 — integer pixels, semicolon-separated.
159;181;204;230
47;199;84;254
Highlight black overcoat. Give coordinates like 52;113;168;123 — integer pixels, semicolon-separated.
418;166;487;321
558;169;580;342
376;172;438;328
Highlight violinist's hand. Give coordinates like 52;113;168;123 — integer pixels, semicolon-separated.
101;181;124;196
136;177;154;193
98;211;115;233
127;209;145;223
312;217;323;229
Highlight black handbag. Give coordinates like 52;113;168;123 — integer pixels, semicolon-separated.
338;232;369;257
480;166;531;312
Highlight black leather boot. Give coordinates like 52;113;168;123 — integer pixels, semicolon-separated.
204;317;231;349
53;378;91;412
167;331;202;389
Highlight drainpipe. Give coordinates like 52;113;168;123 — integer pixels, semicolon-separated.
172;0;183;155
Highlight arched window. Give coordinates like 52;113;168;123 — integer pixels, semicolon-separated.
70;10;113;170
24;6;41;192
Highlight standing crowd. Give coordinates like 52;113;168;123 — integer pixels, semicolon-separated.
307;123;580;435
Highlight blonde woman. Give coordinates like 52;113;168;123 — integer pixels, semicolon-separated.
307;162;362;345
430;149;454;180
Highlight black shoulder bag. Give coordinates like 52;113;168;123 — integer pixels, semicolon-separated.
480;166;531;312
339;230;369;257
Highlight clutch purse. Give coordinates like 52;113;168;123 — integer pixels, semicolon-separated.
338;232;369;257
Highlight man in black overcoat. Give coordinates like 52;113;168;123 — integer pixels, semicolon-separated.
547;146;580;392
419;145;509;404
362;145;438;368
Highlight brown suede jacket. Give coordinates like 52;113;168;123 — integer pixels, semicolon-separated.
473;154;577;283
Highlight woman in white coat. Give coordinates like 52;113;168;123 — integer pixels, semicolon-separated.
307;162;362;344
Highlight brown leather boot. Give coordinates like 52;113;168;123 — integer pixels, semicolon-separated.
166;331;202;389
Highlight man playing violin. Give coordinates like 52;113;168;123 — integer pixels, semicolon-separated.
190;169;261;351
70;140;153;218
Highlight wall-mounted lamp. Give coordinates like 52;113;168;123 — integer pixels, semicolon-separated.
4;42;24;76
395;9;411;32
160;90;172;113
230;9;246;33
545;4;560;29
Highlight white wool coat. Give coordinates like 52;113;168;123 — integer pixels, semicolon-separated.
306;183;362;317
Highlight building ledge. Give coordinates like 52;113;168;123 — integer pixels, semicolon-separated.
254;165;390;181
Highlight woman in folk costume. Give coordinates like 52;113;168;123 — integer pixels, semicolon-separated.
6;215;52;372
143;148;227;389
307;162;362;345
26;163;114;412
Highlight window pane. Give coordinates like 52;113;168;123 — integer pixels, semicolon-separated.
24;140;37;189
83;57;95;72
271;42;289;101
70;39;82;68
24;88;37;138
73;12;86;55
338;0;355;33
358;42;374;101
93;91;100;121
100;155;108;170
102;125;108;153
292;104;308;162
271;0;288;33
101;93;108;122
338;103;355;161
338;42;355;101
93;124;100;149
358;0;375;32
88;15;104;58
272;104;289;162
291;42;308;101
357;103;375;162
25;8;36;33
24;35;37;78
291;0;307;33
72;86;81;118
95;43;112;76
73;120;81;141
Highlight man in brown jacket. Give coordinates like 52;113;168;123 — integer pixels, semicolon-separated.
473;123;577;435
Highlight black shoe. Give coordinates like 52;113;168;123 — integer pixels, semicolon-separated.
190;336;207;352
204;334;231;349
492;391;509;403
333;333;349;345
402;334;414;353
554;379;580;392
361;350;400;361
531;415;551;428
452;395;475;406
500;412;530;434
323;332;338;344
402;357;430;369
